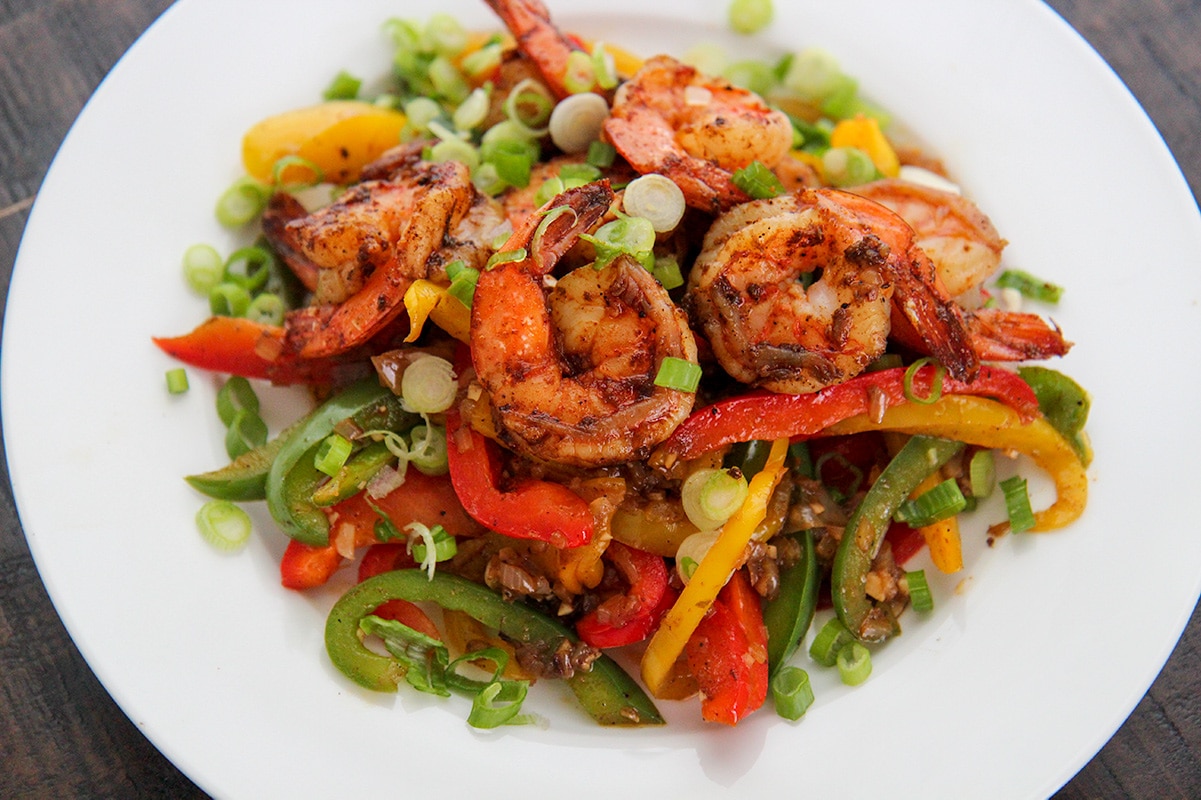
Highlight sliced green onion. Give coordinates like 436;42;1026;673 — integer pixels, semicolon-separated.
482;137;538;188
408;424;449;475
403;96;444;136
681;467;748;530
623;174;686;232
270;155;325;190
209;282;251;317
534;175;567;207
894;478;967;527
728;0;774;34
995;269;1064;304
654;356;702;393
467;679;531;728
822;146;879;187
400;355;457;414
428;55;469;104
195;500;252;551
558;162;603;187
504;78;554;135
314;433;354;477
903;357;946;405
581;214;656;268
652;255;684;290
445;261;479;308
587;139;616;169
460;41;503;80
1000;475;1036;533
165;368;189;395
429;137;480;170
731;160;785;199
562;49;597;94
836;642;872;686
216;376;260;426
808;617;854;667
723;59;776;96
591;42;618;90
771;666;814;721
215;176;270;227
407;522;457;578
223;246;274;293
246;292;286;326
682;42;728;77
677;556;699;582
422;13;468;57
783;47;848;103
485;247;528;270
674;530;719;583
182;244;224;294
550;91;609;154
905;569;934;612
453;86;491;131
322;69;361;101
968;449;996;499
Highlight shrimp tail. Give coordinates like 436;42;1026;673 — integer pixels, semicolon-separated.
963;307;1073;361
889;246;981;382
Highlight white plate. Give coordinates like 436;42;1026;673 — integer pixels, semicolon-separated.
6;1;1200;797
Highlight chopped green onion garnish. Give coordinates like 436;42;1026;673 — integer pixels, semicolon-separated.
821;146;880;187
482;137;538;188
903;357;946;405
587;139;616;169
215;176;270;227
504;78;554;135
165;368;189;395
402;96;444;136
681;467;748;530
591;43;618;90
322;69;361;100
678;556;699;582
467;679;531;729
654;356;702;393
809;617;854;667
836;642;872;686
445;261;479;308
549;92;610;154
562;49;597;94
182;244;224;294
731;160;785;199
195;500;252;551
723;59;776;96
271;155;324;190
408;424;449;476
223;246;274;294
995;269;1064;304
894;478;967;527
460;41;503;79
534;175;567;207
623;174;686;232
969;449;996;498
246;292;286;326
486;247;528;269
314;433;354;477
1000;475;1036;533
905;569;934;612
209;282;252;317
400;355;457;414
428;55;469;103
407;522;457;578
652;255;684;290
216;376;260;427
771;666;814;720
728;0;774;34
580;214;656;269
453;86;491;131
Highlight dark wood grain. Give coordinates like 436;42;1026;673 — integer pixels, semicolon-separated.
0;1;1197;797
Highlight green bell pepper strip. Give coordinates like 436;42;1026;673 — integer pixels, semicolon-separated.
266;379;412;545
832;435;964;642
184;419;302;501
310;440;397;507
325;570;664;726
762;530;819;676
1018;366;1092;466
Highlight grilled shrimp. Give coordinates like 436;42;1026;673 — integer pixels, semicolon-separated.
273;161;479;358
604;55;794;214
471;181;698;467
688;188;978;393
856;179;1070;361
483;0;592;100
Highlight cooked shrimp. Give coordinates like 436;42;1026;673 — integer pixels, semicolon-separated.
853;178;1006;297
856;179;1071;361
471;181;698;467
277;160;477;357
483;0;590;100
603;55;794;214
688;188;978;393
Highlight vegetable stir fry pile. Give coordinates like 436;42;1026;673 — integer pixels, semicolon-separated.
156;0;1091;728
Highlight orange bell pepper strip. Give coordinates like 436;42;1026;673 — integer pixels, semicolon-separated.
825;394;1088;532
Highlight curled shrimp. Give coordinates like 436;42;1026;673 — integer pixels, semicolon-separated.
856;179;1070;361
603;55;795;214
471;181;698;467
687;188;978;393
267;161;491;358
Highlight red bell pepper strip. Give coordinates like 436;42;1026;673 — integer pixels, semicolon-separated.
683;570;769;726
153;316;371;386
357;543;418;583
576;541;672;649
658;364;1039;462
280;539;343;590
445;409;593;547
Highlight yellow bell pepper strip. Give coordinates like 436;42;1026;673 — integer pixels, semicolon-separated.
885;433;964;574
829;115;900;177
641;438;789;697
824;394;1088;532
832;436;965;642
403;279;472;344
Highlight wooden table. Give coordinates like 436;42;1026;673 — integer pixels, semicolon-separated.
1;1;1198;796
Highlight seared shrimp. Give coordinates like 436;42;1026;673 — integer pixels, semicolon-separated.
277;161;477;357
853;178;1005;297
856;179;1070;361
483;0;591;100
688;188;978;393
471;181;698;467
604;55;794;214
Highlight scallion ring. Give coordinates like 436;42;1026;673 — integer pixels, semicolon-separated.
771;666;814;721
836;642;872;686
400;355;457;414
182;244;224;295
622;174;686;232
215;176;270;227
903;358;946;405
195;500;253;551
548;92;610;154
681;467;748;530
